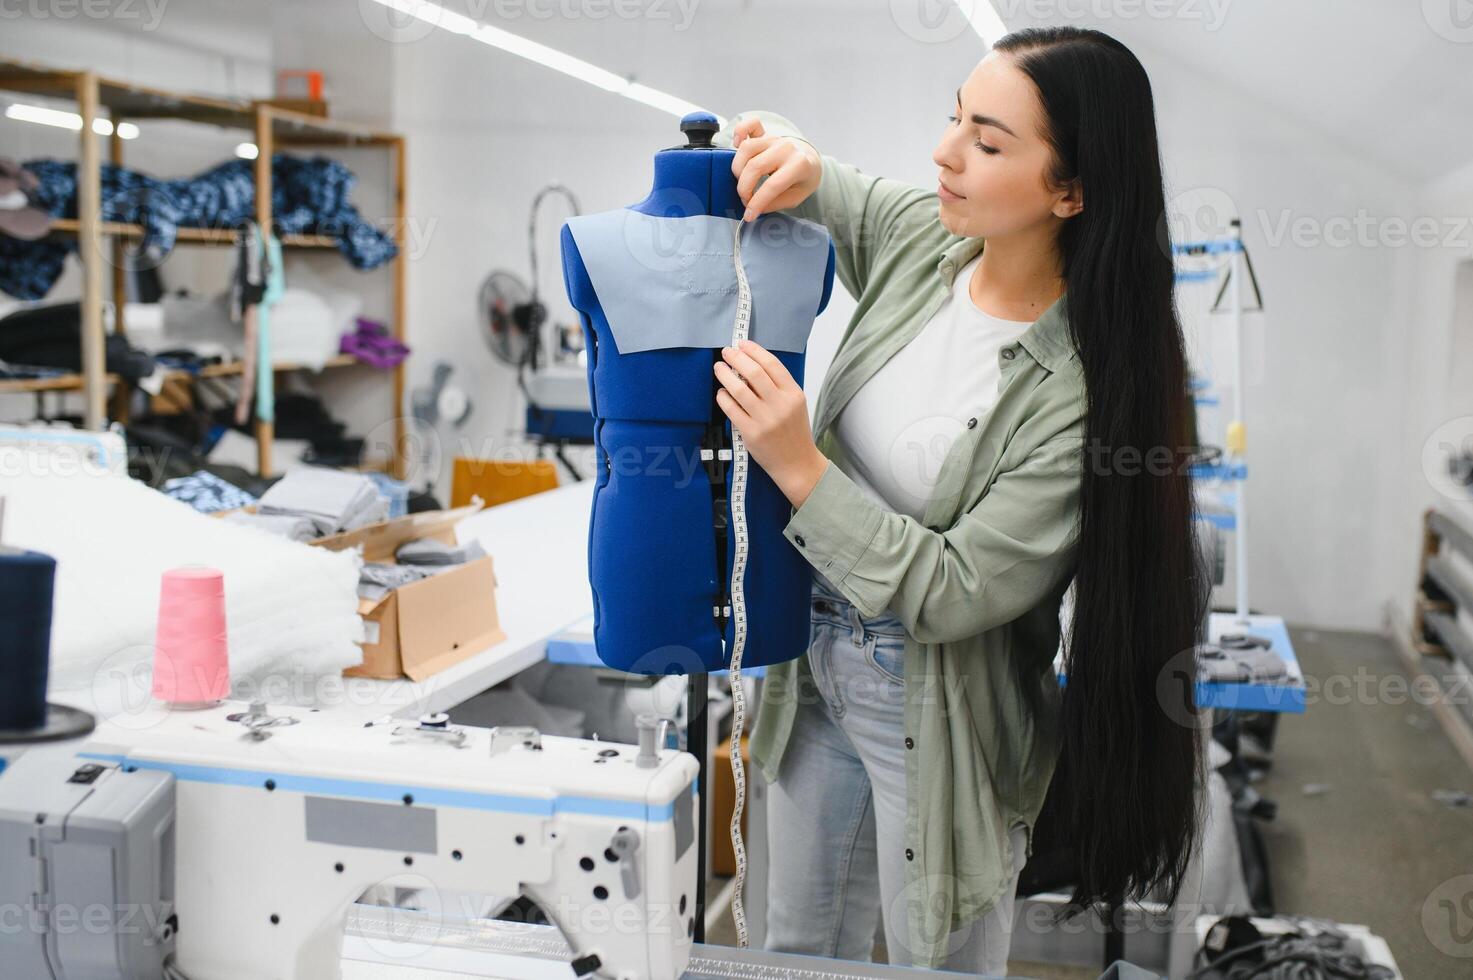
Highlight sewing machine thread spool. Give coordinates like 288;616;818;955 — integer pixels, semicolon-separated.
0;499;94;745
153;566;230;708
0;546;57;733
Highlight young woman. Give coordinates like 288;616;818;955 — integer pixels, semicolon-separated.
710;26;1207;974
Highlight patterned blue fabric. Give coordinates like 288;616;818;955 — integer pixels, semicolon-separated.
0;154;398;300
161;471;258;514
0;237;67;301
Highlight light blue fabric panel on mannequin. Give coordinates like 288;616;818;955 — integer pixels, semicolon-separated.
565;209;830;355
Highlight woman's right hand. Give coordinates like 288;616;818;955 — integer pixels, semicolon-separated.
730;117;822;222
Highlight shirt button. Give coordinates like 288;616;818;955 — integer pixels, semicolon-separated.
794;534;806;548
905;848;914;861
966;417;977;429
1001;347;1016;360
904;737;914;749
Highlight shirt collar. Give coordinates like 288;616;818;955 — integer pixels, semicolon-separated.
938;236;1077;374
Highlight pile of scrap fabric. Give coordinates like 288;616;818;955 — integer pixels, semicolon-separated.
0;154;398;300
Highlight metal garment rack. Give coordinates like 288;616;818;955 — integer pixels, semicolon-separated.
1174;218;1264;621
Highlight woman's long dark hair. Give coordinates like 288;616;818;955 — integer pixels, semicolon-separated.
993;27;1208;909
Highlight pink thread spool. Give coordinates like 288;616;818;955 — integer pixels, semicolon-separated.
153;566;230;708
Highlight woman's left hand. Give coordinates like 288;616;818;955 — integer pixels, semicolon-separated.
714;339;829;508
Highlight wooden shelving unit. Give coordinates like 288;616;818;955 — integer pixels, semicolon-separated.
0;57;409;477
1;354;361;395
1415;508;1473;665
45;217;342;249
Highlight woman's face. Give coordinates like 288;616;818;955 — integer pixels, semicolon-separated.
932;52;1081;240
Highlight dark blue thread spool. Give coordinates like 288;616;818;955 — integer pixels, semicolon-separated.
0;546;55;732
0;544;92;744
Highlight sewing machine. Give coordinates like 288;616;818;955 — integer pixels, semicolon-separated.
0;700;699;980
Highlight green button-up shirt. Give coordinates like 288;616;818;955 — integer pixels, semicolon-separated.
715;111;1088;967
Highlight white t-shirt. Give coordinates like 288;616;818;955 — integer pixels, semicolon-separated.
833;254;1032;522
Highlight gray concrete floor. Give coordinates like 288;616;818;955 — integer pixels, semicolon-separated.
1253;626;1473;979
707;627;1473;978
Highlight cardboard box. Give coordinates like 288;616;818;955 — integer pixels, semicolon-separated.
311;503;506;681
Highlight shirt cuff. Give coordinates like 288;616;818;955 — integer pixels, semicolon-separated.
782;460;884;587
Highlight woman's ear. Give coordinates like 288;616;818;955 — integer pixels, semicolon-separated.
1053;179;1083;219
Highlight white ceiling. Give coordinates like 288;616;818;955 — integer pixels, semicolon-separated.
1004;0;1473;184
42;0;1473;184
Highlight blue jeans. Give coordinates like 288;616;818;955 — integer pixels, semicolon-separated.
763;572;1027;975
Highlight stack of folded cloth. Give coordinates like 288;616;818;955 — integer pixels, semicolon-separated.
224;466;388;541
255;466;388;536
357;536;487;601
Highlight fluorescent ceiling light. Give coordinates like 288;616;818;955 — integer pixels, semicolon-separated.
5;102;139;139
364;0;713;121
964;1;1008;44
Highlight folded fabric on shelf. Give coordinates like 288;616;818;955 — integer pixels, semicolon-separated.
1;154;398;300
0;360;69;380
340;317;410;369
0;302;157;380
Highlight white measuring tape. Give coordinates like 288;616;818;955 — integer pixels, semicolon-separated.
726;215;753;949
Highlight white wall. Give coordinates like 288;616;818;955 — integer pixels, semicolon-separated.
1131;38;1418;631
1383;159;1473;629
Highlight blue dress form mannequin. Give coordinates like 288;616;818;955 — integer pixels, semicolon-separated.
560;112;836;675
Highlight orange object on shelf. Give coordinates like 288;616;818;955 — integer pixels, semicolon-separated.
276;69;324;101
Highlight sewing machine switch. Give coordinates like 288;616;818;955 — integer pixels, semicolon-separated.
570;953;601;977
609;827;641;899
67;763;104;785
